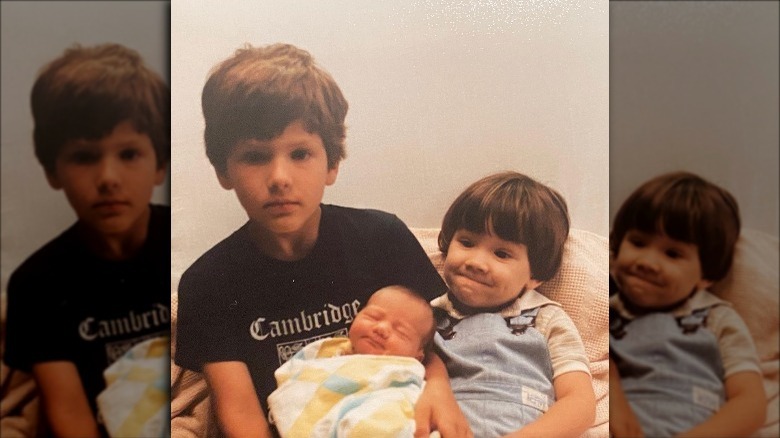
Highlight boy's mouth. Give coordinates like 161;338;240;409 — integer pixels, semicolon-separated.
93;199;130;211
263;200;300;215
623;271;663;288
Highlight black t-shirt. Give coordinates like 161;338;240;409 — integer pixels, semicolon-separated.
3;204;171;422
175;204;446;418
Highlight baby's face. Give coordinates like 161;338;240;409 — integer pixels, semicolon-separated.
613;230;712;309
444;229;541;309
349;288;430;360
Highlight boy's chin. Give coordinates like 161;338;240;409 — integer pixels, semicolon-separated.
80;211;147;239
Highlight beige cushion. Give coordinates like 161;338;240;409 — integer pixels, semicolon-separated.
710;229;779;438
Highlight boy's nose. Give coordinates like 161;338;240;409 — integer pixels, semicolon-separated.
267;158;292;191
635;252;660;273
97;158;121;190
464;253;489;273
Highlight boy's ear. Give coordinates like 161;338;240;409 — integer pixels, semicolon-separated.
154;165;167;186
45;171;62;190
326;162;339;186
696;279;714;290
216;169;234;190
526;278;543;291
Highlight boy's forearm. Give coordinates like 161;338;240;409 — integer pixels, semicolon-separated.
505;371;595;438
676;371;766;438
204;361;272;438
32;362;101;438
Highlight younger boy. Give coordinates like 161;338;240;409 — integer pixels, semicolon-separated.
174;43;469;438
268;285;436;437
3;43;170;437
609;171;766;437
432;171;596;437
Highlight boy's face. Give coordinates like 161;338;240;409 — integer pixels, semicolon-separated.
349;288;430;360
612;230;712;309
217;120;338;239
46;120;165;239
444;229;542;309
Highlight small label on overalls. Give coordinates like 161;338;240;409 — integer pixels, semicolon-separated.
692;386;720;411
522;386;549;412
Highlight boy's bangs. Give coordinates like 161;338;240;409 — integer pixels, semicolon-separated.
457;189;526;244
631;189;700;244
36;87;152;147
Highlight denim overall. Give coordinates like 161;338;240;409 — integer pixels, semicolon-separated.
610;305;725;437
434;307;555;437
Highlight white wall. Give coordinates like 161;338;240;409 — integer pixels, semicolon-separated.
610;1;779;237
171;0;610;284
0;2;169;294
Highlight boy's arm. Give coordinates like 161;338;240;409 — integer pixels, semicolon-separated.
609;357;644;438
504;371;595;438
676;371;766;438
414;351;472;438
32;361;100;438
203;361;273;438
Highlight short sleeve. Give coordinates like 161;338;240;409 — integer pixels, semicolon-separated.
4;271;72;370
707;305;762;378
536;305;591;379
174;272;244;371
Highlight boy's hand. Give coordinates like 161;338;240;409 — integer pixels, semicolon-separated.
609;358;643;438
609;402;643;438
416;352;472;438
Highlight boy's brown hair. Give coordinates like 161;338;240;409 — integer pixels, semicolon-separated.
438;171;570;282
31;43;170;173
201;43;348;174
610;171;740;282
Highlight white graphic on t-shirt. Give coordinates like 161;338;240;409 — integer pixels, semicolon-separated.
249;300;361;341
104;331;166;363
275;328;349;365
79;303;170;341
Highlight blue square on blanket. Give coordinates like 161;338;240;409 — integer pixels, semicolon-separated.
322;375;362;395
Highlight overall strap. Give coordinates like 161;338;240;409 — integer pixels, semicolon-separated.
505;307;541;335
434;307;459;340
676;307;711;334
610;307;629;339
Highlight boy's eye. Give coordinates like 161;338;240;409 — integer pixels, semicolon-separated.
239;150;272;164
290;148;312;161
494;250;511;259
119;148;141;161
457;238;474;248
665;249;682;259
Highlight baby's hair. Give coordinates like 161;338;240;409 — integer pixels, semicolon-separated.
31;43;170;173
438;171;570;282
202;43;348;174
610;171;740;282
370;285;436;356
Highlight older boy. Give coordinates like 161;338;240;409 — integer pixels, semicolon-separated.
3;43;170;437
174;43;469;437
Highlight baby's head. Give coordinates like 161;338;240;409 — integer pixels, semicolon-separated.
438;172;570;309
349;286;435;361
610;171;740;308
